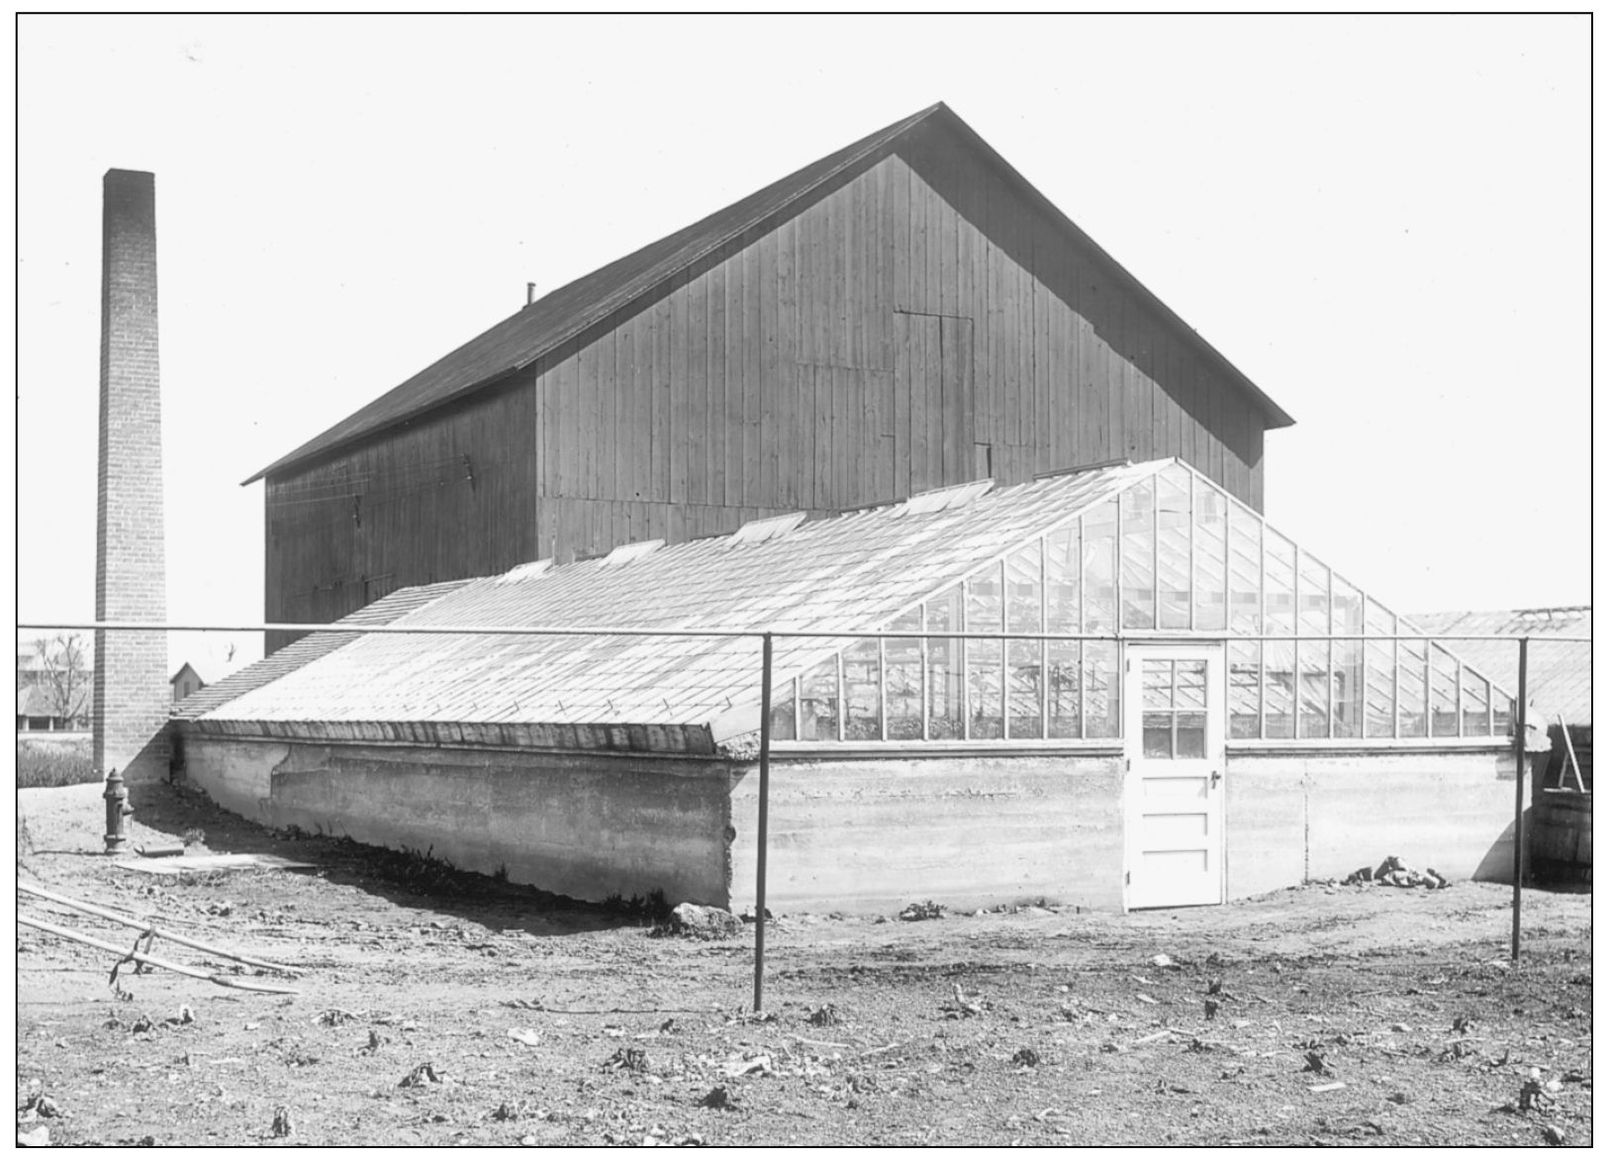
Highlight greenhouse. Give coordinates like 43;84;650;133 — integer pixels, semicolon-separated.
176;458;1522;913
768;459;1514;747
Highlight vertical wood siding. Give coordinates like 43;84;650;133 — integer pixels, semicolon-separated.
264;376;537;650
530;151;1267;563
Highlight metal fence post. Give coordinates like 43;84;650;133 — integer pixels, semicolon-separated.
1511;637;1528;963
753;632;773;1012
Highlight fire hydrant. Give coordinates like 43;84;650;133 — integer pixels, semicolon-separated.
103;767;133;854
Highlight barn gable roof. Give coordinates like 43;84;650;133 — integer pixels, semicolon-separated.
246;102;1293;484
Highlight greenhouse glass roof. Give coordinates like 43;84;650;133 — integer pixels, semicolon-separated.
185;459;1515;752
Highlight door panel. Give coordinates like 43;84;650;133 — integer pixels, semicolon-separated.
1125;647;1225;909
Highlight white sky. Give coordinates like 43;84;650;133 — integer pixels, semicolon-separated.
12;15;1592;671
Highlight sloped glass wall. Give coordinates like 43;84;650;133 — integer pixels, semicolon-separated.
768;461;1514;744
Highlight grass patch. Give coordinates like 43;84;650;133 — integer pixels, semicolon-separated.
17;738;96;788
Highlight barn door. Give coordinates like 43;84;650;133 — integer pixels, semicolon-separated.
1123;646;1225;909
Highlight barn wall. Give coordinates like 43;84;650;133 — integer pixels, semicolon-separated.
181;735;735;906
727;753;1128;914
264;375;537;650
533;151;1271;563
1226;748;1518;897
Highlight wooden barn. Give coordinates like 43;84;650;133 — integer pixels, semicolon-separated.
248;102;1292;651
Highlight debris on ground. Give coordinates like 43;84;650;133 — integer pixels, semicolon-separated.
942;982;985;1018
17;1126;50;1147
603;1046;649;1073
806;1004;840;1028
398;1062;442;1088
898;900;946;922
270;1106;294;1138
507;1028;542;1047
1338;856;1450;889
1543;1124;1567;1146
699;1086;737;1111
1011;1047;1041;1067
662;904;740;941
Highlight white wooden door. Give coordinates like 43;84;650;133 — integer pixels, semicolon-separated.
1123;646;1225;909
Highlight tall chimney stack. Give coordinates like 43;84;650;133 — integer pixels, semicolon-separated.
94;169;169;784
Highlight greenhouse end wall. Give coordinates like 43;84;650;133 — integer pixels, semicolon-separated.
1225;747;1519;897
728;753;1127;913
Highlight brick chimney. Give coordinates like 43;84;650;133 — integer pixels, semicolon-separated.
94;169;169;784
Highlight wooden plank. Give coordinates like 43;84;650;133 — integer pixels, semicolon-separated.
555;356;576;499
847;173;867;369
725;249;746;507
655;294;674;501
635;309;655;502
923;313;944;488
939;189;958;318
758;228;780;507
687;272;709;506
669;275;689;505
707;264;727;510
774;220;798;508
892;157;911;313
740;239;762;506
873;157;894;370
892;312;911;497
534;367;548;499
813;365;832;509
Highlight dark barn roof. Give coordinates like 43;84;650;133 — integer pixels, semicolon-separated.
247;102;1293;485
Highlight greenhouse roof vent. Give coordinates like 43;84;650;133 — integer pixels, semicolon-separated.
898;479;994;516
601;539;664;568
492;558;553;586
730;511;808;546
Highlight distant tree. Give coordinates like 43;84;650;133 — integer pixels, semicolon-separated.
36;633;90;727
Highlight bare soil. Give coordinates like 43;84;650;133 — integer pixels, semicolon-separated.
16;782;1592;1147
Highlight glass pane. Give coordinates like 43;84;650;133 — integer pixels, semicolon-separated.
1263;640;1295;739
1177;712;1207;758
1227;506;1262;634
799;656;840;741
1047;640;1081;738
1332;577;1363;636
968;640;1004;739
1364;639;1395;738
884;634;924;740
1177;661;1207;710
1333;638;1363;739
926;586;964;740
1298;641;1329;738
1364;597;1395;637
1228;641;1261;739
1263;531;1296;637
1193;478;1228;631
768;677;797;741
1081;498;1118;633
1008;640;1043;738
1045;527;1078;633
1428;645;1460;738
1493;694;1514;737
843;639;881;741
967;564;1003;632
1462;667;1491;737
1156;465;1192;630
1120;478;1155;629
1005;542;1042;634
1142;659;1174;710
1397;639;1428;737
1143;712;1173;758
1297;552;1330;639
1083;641;1119;738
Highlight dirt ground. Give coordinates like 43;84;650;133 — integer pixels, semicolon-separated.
15;781;1593;1147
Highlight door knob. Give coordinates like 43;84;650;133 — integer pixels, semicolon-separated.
1210;770;1222;787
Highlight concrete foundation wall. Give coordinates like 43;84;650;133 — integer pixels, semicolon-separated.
1227;748;1517;896
729;753;1126;914
182;736;736;906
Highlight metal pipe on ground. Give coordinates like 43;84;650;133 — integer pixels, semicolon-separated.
18;881;300;976
17;914;300;995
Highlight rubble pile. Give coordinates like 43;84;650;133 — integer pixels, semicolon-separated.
1337;856;1449;890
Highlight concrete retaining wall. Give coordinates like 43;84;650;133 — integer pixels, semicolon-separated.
729;753;1126;913
1227;748;1517;896
182;735;736;906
